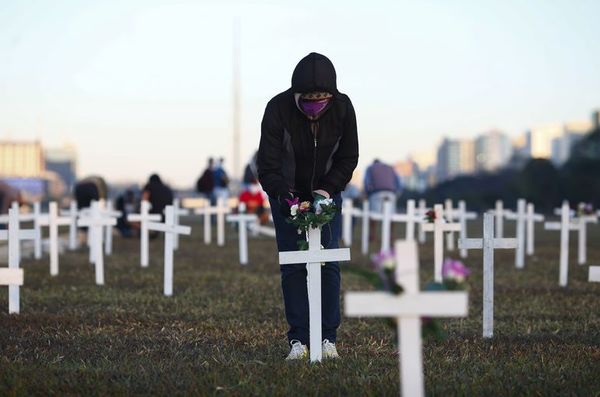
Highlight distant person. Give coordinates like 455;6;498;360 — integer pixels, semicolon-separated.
243;152;259;187
212;157;230;203
238;178;268;224
142;174;173;222
364;159;402;241
115;189;137;237
74;176;108;210
196;158;215;200
257;52;359;360
0;180;22;214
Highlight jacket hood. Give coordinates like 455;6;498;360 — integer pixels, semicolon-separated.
291;52;338;95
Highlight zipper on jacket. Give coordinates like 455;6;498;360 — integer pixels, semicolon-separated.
310;122;318;193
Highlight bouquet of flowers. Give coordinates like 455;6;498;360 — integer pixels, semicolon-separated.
371;251;470;341
285;196;338;250
577;202;595;217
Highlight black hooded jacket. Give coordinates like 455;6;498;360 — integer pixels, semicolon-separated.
257;53;359;201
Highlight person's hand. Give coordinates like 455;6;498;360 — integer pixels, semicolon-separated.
277;192;294;217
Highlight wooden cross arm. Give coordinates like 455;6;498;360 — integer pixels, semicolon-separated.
147;222;191;235
127;214;161;222
422;223;461;232
345;291;468;317
458;238;518;250
369;212;384;221
350;208;363;217
279;248;351;265
78;218;117;227
226;214;258;222
544;222;578;231
248;224;277;237
0;268;24;286
531;214;545;221
39;218;71;227
390;214;422;223
464;212;478;220
17;230;37;241
421;223;434;231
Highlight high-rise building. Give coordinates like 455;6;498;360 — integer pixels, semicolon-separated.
474;130;513;172
45;144;78;191
525;124;564;159
592;109;600;130
436;138;475;182
551;120;592;165
0;140;44;178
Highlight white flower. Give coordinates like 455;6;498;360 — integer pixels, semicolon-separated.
314;198;333;215
290;204;299;217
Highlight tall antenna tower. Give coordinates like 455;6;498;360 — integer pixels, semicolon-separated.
232;18;241;181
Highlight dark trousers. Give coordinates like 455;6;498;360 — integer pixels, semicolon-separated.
269;194;342;345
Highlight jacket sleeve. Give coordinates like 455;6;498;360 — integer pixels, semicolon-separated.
257;99;289;199
318;99;359;196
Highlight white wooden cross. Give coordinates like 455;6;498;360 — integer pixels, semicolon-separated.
453;200;478;258
280;226;351;362
147;205;192;296
0;207;36;313
589;266;600;282
525;203;544;256
444;199;457;251
60;201;79;250
345;240;468;397
544;202;578;287
361;200;370;255
488;200;514;239
172;198;190;250
77;201;116;285
417;199;428;244
32;202;44;260
39;202;70;276
0;202;36;263
226;203;258;265
505;199;527;269
127;200;161;268
573;214;598;265
342;198;364;247
0;267;23;314
194;198;230;246
370;200;395;252
458;213;517;338
99;200;122;256
391;199;421;242
422;204;461;282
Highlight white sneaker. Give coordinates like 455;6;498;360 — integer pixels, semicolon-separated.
285;340;308;361
322;339;339;359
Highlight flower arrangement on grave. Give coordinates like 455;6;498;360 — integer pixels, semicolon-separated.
285;196;338;250
424;209;436;223
371;251;470;341
577;203;595;217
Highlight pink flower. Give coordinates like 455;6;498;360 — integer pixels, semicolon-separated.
442;259;470;282
298;201;311;213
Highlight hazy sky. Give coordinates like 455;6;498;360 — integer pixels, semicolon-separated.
1;0;599;187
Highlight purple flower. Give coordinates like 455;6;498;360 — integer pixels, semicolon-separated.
442;259;470;282
371;249;396;270
285;197;299;207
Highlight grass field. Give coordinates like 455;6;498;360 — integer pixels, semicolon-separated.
1;217;600;396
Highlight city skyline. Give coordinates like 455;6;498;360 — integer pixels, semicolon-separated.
2;1;600;187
